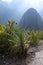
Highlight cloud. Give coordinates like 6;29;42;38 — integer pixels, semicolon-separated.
17;0;43;12
1;0;13;3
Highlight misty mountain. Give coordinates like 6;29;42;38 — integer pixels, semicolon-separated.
0;3;20;24
19;8;43;30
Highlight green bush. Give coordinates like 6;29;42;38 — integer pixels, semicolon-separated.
27;30;39;46
38;31;43;40
0;20;40;56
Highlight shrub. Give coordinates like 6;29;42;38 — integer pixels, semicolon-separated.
38;31;43;40
27;30;39;46
0;20;40;56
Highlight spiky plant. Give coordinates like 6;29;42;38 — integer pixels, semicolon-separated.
29;30;39;46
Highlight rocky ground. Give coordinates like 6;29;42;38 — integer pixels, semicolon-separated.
28;40;43;65
0;40;43;65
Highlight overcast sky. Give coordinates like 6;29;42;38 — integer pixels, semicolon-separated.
0;0;43;14
1;0;43;11
0;0;43;18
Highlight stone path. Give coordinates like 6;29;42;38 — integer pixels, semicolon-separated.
28;50;43;65
28;40;43;65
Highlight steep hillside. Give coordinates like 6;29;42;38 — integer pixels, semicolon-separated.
19;8;43;30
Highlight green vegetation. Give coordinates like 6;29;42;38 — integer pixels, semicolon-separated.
38;31;43;40
0;20;43;57
28;31;39;46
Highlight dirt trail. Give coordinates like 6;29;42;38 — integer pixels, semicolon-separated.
28;40;43;65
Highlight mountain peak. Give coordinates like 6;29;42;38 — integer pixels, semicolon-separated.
19;8;43;30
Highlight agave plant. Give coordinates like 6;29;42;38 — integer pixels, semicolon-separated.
0;20;39;56
38;31;43;40
0;24;8;53
29;30;39;46
5;20;21;55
